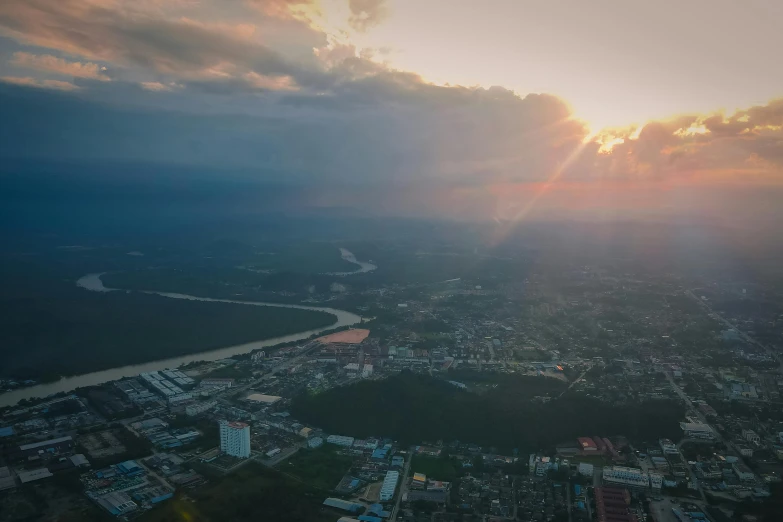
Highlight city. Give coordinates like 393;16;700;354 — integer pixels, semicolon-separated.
1;259;781;522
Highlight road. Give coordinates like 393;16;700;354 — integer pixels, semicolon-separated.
559;364;593;398
391;450;413;521
686;289;783;372
264;442;304;467
664;371;754;496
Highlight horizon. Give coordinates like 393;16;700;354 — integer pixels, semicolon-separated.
0;1;782;227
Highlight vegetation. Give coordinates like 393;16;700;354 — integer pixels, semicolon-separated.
291;371;685;452
282;444;355;491
140;462;335;522
410;454;459;482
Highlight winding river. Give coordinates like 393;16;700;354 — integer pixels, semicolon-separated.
0;274;362;408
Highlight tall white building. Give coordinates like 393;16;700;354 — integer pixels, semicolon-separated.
219;420;251;458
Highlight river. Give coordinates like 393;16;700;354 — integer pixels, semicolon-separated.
0;274;362;407
325;248;377;275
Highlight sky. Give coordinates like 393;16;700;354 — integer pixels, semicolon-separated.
0;0;782;226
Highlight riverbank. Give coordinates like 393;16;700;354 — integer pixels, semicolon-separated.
0;274;362;407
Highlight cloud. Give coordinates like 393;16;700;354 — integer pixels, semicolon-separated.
0;0;320;90
348;0;387;31
584;99;783;184
140;81;179;91
11;52;110;81
1;76;79;90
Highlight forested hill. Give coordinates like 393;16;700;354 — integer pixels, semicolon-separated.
291;371;684;452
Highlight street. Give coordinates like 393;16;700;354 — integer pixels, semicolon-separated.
391;449;413;521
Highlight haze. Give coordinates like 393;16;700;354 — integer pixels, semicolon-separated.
0;0;782;230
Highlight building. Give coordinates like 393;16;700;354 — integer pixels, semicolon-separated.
199;378;235;389
578;463;594;477
729;383;758;400
406;490;447;503
680;422;714;440
648;472;663;490
327;435;355;447
185;400;217;417
594;487;634;522
307;437;324;449
742;429;760;443
19;436;74;458
17;468;53;483
733;462;755;483
529;454;554;476
578;437;598;452
380;470;399;501
602;466;649;489
323;498;363;513
94;491;138;516
411;473;427;489
659;439;678;454
0;467;15;491
245;393;282;404
219;420;251;458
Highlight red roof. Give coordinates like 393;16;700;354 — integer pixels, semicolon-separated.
578;437;597;449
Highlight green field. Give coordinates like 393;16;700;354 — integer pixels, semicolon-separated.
140;463;335;522
410;455;458;482
282;444;356;491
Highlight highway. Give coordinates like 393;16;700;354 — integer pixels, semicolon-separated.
686;289;783;372
390;449;413;521
559;364;593;398
664;371;757;486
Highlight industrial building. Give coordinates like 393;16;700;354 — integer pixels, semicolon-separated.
594;487;635;522
380;470;399;501
140;372;192;405
185;400;217;417
578;437;598;452
18;468;53;483
327;434;355;447
219;420;251;458
0;467;15;491
93;491;138;516
411;472;426;489
602;466;649;488
680;422;714;439
19;436;74;458
659;439;678;454
578;462;594;477
245;393;282;404
161;369;195;387
323;497;363;513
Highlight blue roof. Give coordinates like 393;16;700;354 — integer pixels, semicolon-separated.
0;426;15;437
323;498;363;513
359;516;382;522
367;504;391;517
117;460;142;474
372;448;388;459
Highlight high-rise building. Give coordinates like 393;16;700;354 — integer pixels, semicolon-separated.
219;420;251;458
